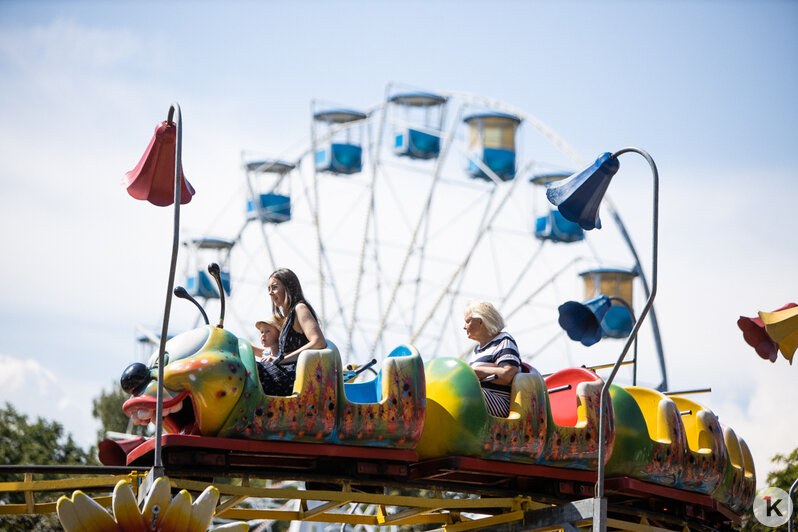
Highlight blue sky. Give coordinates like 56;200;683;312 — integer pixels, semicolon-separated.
0;0;796;479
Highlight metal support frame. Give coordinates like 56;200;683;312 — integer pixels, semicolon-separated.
0;464;739;531
789;477;798;532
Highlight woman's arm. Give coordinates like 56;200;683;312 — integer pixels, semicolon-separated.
279;303;326;364
472;363;519;386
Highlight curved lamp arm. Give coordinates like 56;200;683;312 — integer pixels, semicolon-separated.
595;147;659;501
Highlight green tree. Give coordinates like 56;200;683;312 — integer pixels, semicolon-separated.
0;402;98;531
737;446;798;531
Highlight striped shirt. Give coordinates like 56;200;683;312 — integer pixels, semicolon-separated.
469;332;521;417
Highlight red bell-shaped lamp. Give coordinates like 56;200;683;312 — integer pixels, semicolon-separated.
124;120;194;206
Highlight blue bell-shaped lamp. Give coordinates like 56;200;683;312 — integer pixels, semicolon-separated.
558;295;612;346
546;152;619;230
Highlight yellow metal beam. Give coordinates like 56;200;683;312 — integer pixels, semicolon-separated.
216;508;378;525
24;473;34;514
299;499;349;520
378;505;442;525
171;478;523;511
444;510;525;532
0;474;137;493
216;495;250;514
216;507;457;526
0;496;113;516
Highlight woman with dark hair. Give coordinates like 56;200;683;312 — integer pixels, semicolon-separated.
256;268;326;396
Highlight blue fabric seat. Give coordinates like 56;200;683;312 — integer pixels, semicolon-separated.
601;304;635;338
186;270;231;299
394;128;440;160
467;148;516;181
245;193;291;223
535;210;585;243
343;345;414;404
315;143;363;174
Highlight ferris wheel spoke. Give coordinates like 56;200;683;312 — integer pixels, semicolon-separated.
504;256;585;322
369;105;464;357
242;167;280;272
497;239;548;309
410;167;524;345
348;98;389;354
526;329;566;361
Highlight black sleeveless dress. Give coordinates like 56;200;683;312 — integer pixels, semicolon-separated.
256;305;312;396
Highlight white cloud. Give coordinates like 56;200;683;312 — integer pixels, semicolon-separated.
0;17;157;81
0;353;101;449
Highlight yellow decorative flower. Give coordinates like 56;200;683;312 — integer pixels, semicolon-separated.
56;476;248;532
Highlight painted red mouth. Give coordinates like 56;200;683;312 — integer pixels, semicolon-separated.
123;391;200;435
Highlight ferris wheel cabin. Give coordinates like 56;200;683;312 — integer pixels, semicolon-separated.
314;108;367;175
531;171;585;243
580;267;638;339
464;111;521;181
388;91;447;160
182;237;234;299
244;160;294;223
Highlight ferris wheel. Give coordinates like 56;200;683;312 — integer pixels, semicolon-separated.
181;83;668;389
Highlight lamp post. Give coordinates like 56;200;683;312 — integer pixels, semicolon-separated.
124;103;192;479
547;147;658;531
789;477;798;532
152;103;183;479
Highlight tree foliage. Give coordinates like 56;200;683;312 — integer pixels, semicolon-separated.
0;402;98;530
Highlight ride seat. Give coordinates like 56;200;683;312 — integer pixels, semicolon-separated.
544;367;601;427
670;396;715;453
625;387;680;444
740;437;756;481
343;345;412;404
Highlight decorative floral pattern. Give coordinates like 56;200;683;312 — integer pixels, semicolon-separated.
538;379;615;469
336;352;426;448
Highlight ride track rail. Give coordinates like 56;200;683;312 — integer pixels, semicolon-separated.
0;435;741;531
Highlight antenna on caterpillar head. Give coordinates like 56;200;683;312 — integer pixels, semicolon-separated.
207;263;225;328
173;286;209;325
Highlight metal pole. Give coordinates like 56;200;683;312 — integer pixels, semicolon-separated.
152;103;183;478
606;296;638;386
606;202;668;390
789;477;798;532
594;147;659;531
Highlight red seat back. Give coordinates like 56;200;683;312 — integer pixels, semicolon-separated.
544;367;601;427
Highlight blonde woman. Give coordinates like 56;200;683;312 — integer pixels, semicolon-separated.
463;300;521;417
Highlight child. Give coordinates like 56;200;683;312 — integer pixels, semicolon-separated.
253;315;282;362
